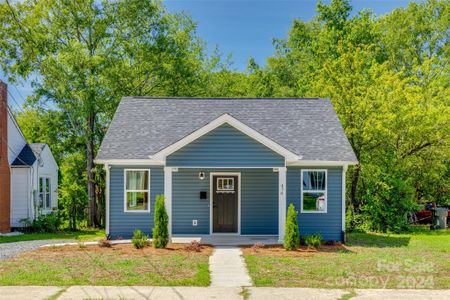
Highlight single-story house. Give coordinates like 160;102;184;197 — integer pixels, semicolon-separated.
96;97;357;242
0;81;59;232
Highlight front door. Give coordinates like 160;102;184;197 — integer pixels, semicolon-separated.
212;175;238;233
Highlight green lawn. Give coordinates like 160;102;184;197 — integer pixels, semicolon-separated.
243;227;450;289
0;244;211;286
0;229;105;243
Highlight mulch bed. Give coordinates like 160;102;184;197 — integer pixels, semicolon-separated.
241;243;350;257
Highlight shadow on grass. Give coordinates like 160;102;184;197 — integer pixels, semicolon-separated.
0;229;104;243
347;233;410;248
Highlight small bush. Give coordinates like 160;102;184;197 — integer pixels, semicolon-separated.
98;239;112;248
32;212;61;233
251;242;264;253
152;195;169;248
132;229;148;249
305;234;322;249
184;240;203;252
284;203;300;250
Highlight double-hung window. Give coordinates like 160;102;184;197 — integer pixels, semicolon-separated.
124;169;150;212
301;170;327;213
39;177;51;209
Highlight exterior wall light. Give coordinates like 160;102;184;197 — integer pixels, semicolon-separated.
199;171;205;180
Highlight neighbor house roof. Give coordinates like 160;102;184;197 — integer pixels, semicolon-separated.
96;97;357;163
11;144;37;166
30;143;47;155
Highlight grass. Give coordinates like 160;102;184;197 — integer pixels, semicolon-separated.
243;226;450;289
0;243;211;286
0;229;105;243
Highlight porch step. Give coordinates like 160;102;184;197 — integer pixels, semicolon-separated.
209;246;252;287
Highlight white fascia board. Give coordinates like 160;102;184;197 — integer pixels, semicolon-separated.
94;159;165;166
287;160;358;167
151;113;301;161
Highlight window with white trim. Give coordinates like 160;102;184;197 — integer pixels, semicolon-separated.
217;177;234;192
301;170;327;213
125;170;150;212
39;177;51;209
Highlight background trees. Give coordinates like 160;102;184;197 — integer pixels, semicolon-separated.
1;0;448;232
1;0;215;227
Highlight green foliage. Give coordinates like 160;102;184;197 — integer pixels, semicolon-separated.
0;0;216;228
58;153;89;231
152;195;169;248
284;203;300;250
304;234;322;249
131;229;148;249
30;212;62;233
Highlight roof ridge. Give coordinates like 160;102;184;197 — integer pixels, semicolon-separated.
124;96;327;100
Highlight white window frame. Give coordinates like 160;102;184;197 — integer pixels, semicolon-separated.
216;177;235;192
39;176;51;210
301;169;327;214
123;169;151;213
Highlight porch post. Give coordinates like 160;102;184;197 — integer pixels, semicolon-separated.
104;164;110;237
278;167;287;243
164;167;173;239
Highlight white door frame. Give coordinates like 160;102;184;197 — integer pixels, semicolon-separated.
210;172;241;235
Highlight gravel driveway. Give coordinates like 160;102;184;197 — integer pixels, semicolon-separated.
0;240;73;260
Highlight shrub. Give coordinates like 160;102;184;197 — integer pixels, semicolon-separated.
98;239;112;248
305;234;322;249
132;229;148;249
152;195;169;248
32;212;61;233
284;203;300;250
251;242;264;253
184;240;202;252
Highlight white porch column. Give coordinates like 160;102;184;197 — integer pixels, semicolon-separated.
104;164;110;236
342;165;348;233
164;167;173;239
278;167;287;243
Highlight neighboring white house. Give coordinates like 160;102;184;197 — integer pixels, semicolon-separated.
7;108;59;228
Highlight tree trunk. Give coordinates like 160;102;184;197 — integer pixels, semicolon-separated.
86;112;96;227
350;164;361;213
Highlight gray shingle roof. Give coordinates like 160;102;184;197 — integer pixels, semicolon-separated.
96;97;357;162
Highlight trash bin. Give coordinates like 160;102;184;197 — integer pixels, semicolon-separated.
431;208;448;230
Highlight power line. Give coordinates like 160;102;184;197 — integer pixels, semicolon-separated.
12;84;27;104
7;89;25;113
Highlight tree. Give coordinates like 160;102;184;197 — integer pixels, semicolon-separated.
0;0;212;227
152;195;169;248
284;204;300;250
59;153;88;230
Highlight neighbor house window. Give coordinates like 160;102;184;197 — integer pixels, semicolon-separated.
124;169;150;212
39;177;51;209
301;170;327;213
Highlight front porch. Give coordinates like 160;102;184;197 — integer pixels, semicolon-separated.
172;235;280;246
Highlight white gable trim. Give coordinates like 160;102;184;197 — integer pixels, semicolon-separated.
151;114;301;161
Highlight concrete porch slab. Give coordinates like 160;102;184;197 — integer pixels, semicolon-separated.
172;235;280;246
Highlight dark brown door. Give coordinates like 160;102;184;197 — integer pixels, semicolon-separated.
213;175;238;233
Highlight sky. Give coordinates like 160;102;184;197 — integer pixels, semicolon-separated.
2;0;412;109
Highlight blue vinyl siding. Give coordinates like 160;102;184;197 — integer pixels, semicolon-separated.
172;168;278;235
109;166;164;239
166;123;284;167
287;166;343;241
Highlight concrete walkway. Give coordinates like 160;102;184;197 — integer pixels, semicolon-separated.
209;246;252;287
0;286;449;300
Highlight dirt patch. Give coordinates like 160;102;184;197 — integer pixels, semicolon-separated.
241;244;351;257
